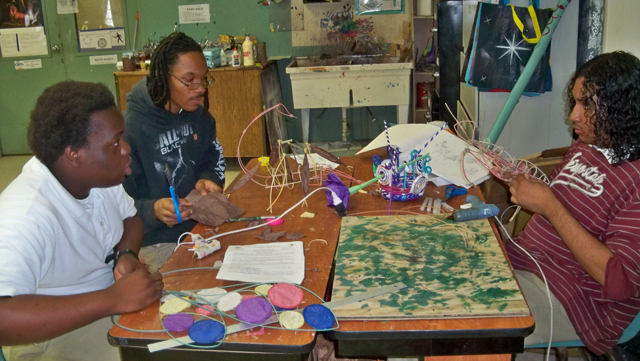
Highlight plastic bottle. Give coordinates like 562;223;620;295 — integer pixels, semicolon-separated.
220;47;227;66
232;48;241;67
242;36;255;66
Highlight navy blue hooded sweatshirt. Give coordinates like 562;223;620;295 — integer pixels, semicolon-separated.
122;77;225;246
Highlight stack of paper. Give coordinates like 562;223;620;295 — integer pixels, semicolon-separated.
357;123;490;188
216;241;305;285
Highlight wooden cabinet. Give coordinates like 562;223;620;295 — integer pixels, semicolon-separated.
114;61;284;157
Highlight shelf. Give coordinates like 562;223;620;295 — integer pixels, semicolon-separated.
414;15;434;19
415;71;436;75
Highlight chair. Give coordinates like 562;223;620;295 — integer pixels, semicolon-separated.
525;312;640;361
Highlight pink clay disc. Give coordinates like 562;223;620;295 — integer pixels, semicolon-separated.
267;283;304;309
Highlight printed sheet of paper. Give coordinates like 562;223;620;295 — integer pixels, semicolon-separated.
0;27;48;58
217;241;305;284
178;4;210;24
290;153;339;169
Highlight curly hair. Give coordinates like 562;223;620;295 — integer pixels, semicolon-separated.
565;51;640;164
27;81;115;167
147;32;208;109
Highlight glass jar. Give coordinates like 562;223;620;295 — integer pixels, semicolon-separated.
122;52;136;72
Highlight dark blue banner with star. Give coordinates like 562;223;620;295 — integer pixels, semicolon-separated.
464;2;553;94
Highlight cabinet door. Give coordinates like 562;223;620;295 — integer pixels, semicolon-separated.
114;72;147;111
209;69;266;157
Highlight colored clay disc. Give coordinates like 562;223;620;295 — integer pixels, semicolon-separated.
279;311;305;329
159;297;191;314
254;284;272;296
197;287;227;304
302;304;335;330
242;294;258;302
235;297;273;324
160;294;176;303
267;283;304;309
163;313;193;332
217;292;243;312
188;319;225;344
195;304;216;316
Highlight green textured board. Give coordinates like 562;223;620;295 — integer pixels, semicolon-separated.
331;215;529;320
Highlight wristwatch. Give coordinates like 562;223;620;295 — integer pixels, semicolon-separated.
105;249;139;264
115;249;139;261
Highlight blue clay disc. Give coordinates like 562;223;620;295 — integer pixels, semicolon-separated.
302;304;335;330
235;297;272;324
188;319;225;344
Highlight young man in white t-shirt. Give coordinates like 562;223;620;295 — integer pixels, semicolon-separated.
0;81;164;360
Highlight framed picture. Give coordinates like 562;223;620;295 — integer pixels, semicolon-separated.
355;0;404;15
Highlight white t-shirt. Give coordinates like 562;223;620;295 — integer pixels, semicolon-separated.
0;157;137;297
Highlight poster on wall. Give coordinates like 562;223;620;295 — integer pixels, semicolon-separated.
78;27;125;51
1;0;44;28
0;26;47;56
0;0;47;58
355;0;404;15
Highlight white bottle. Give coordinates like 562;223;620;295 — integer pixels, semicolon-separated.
220;47;227;66
232;48;241;67
242;36;255;66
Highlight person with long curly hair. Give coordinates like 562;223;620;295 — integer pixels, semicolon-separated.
506;51;640;357
122;32;226;272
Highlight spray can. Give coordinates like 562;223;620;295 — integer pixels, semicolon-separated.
220;47;227;66
242;36;255;66
232;47;241;67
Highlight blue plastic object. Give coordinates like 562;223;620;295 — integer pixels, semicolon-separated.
444;185;467;201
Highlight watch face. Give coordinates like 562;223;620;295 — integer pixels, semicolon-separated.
97;38;107;48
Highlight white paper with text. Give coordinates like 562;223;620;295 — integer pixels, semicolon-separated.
216;241;305;285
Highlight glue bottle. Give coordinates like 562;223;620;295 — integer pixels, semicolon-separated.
220;47;227;66
242;36;255;66
232;47;241;67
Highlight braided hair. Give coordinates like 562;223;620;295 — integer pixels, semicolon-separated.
147;32;207;109
565;51;640;164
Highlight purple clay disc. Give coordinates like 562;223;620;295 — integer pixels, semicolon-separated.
302;304;335;330
235;297;273;324
163;313;194;332
188;319;225;344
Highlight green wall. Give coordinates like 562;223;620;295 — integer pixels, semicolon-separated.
0;0;395;155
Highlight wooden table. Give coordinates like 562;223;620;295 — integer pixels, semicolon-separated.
108;157;356;361
108;151;533;360
327;149;535;358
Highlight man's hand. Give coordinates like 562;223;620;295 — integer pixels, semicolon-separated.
153;198;192;226
508;174;560;218
107;269;163;314
113;253;146;281
195;179;223;196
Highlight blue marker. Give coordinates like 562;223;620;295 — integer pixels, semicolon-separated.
164;164;183;224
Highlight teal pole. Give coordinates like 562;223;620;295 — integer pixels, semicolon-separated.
486;0;572;145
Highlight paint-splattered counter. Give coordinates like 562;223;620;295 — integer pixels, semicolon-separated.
286;55;413;142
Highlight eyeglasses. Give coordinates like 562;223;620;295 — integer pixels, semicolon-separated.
170;73;214;90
